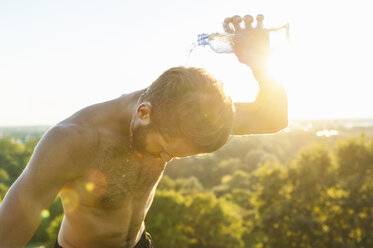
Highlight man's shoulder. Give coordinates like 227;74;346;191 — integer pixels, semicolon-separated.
23;123;100;182
45;123;98;145
37;123;100;163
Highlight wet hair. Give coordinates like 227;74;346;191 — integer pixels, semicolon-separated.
141;66;234;153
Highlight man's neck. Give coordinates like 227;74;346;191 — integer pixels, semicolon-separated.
109;89;147;142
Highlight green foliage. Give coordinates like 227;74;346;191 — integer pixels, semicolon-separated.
0;169;10;200
174;176;204;194
46;214;63;247
0;183;8;201
157;175;175;191
239;138;373;248
1;128;373;248
185;193;244;248
146;191;244;248
0;138;26;183
244;149;278;172
146;191;190;248
0;169;9;183
28;197;63;245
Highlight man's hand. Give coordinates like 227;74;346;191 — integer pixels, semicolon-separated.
223;14;270;70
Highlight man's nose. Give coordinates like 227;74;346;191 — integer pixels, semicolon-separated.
159;152;174;163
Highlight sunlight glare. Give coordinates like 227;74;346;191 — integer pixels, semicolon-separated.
268;44;294;88
87;169;107;196
41;209;50;218
60;188;80;213
85;182;95;192
316;129;339;137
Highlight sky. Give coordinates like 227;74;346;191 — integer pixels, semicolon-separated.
0;0;372;126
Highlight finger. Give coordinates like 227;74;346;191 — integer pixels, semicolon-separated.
243;15;254;30
256;14;264;29
222;17;234;34
232;15;243;32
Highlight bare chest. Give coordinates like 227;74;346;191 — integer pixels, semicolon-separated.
72;143;165;209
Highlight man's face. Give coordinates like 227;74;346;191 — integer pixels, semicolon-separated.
132;123;198;163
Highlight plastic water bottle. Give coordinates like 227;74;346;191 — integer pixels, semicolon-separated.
197;33;235;53
194;15;289;54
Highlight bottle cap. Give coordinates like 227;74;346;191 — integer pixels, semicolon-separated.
197;33;209;46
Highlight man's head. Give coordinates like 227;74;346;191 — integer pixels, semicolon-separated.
131;66;234;161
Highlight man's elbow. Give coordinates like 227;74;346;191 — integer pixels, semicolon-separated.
273;98;288;132
277;108;288;130
263;119;288;134
265;111;288;133
275;118;288;132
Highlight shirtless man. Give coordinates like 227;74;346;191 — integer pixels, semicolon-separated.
0;15;288;248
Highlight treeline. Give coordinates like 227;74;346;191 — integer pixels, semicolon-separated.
148;134;373;248
0;130;372;248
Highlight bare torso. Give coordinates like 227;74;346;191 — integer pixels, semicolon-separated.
56;95;166;248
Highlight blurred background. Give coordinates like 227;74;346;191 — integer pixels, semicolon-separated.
0;0;372;247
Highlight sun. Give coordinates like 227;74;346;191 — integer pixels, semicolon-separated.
267;33;295;88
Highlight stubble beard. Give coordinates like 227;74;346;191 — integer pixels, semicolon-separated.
131;123;153;154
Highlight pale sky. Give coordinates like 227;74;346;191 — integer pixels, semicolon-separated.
0;0;372;126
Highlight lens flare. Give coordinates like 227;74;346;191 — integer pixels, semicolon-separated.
85;182;95;192
86;169;107;196
41;209;50;218
60;188;80;213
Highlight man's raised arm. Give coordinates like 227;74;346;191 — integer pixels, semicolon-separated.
224;14;288;135
232;68;288;135
0;125;92;248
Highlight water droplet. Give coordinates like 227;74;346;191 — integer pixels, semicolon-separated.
185;42;198;66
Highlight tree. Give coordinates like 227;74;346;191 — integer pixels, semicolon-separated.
186;193;244;248
0;138;26;183
47;214;64;247
146;191;190;248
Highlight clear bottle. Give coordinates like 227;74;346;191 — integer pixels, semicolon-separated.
195;15;289;54
197;33;235;53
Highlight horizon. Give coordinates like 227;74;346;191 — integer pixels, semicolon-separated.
1;117;373;128
1;0;372;126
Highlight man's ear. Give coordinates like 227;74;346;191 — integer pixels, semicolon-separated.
136;102;152;125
